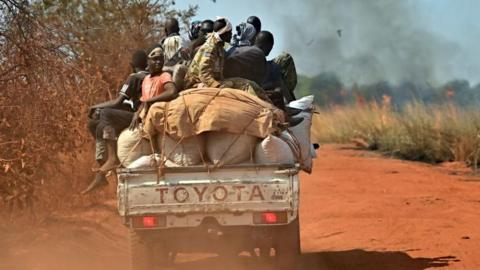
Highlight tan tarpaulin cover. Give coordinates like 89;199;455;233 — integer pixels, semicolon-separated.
143;88;284;140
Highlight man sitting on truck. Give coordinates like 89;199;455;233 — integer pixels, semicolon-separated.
224;30;273;86
247;15;262;41
224;31;303;125
188;19;214;59
162;18;188;65
82;47;179;194
87;50;148;169
184;18;271;102
184;17;233;89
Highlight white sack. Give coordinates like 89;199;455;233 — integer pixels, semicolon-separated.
206;132;257;166
288;95;314;173
288;95;314;110
117;128;151;167
255;134;296;164
157;134;205;166
127;154;180;169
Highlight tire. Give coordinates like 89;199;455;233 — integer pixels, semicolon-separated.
131;230;155;270
275;218;300;270
131;230;173;270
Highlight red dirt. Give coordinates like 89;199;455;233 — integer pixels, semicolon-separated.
2;144;480;270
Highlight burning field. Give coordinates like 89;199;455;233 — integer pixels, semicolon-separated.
312;100;480;166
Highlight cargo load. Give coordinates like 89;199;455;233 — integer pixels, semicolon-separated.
206;132;258;166
117;128;151;167
156;133;206;166
119;90;314;172
143;88;285;140
127;154;180;169
287;95;315;173
254;132;300;164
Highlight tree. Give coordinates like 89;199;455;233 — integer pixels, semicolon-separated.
0;0;196;216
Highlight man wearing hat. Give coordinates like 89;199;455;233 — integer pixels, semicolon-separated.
82;46;178;194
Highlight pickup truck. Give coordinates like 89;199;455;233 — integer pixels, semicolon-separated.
117;162;301;270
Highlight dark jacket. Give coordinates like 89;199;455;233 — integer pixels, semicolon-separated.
224;45;266;85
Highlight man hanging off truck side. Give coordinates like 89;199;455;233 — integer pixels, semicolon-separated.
86;51;148;170
82;47;179;194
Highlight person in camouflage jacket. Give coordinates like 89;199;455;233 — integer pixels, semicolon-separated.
185;18;233;89
184;17;271;103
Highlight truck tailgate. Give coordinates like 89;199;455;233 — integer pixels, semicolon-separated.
117;166;297;216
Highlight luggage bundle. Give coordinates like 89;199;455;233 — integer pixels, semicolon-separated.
117;88;315;173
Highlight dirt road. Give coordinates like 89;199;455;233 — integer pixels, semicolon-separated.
2;144;480;270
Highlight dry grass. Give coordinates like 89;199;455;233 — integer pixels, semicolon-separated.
0;1;196;217
312;100;480;165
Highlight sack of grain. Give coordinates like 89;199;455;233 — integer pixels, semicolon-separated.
157;134;206;166
117;128;151;167
255;134;297;164
288;95;315;173
206;132;258;166
127;154;180;169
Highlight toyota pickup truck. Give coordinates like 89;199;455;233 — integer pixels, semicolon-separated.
117;162;301;270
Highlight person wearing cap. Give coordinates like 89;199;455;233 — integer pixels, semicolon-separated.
82;47;178;194
129;47;179;129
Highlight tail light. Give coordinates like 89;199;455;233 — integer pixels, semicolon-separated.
131;215;166;228
253;211;288;224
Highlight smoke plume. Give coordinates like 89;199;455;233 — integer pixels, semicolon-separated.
266;0;462;84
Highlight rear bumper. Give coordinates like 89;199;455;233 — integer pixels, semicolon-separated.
132;218;299;253
124;209;298;229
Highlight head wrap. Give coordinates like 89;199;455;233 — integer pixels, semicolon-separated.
237;22;257;46
215;16;232;35
148;47;164;58
189;20;202;41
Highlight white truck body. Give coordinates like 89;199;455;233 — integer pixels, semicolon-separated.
118;163;302;270
117;164;299;228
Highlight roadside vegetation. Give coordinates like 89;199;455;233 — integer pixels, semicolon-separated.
299;72;480;165
312;100;480;166
0;0;195;217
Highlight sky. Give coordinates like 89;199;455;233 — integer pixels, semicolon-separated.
175;0;480;85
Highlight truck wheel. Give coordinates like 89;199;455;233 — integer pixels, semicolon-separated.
275;218;300;270
130;230;155;270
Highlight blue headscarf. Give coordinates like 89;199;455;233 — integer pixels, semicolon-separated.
189;20;202;41
232;22;257;47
